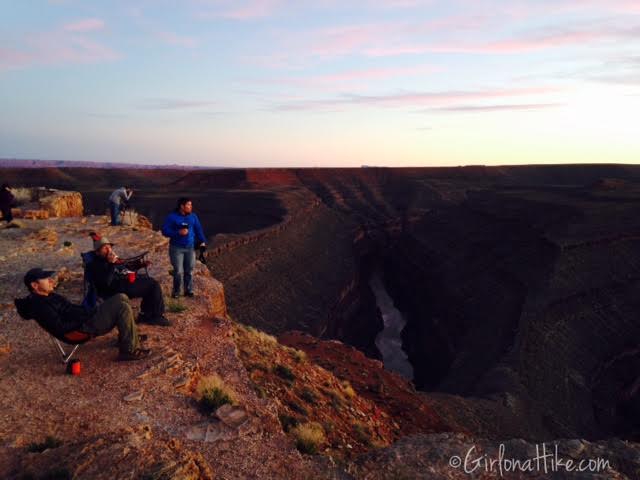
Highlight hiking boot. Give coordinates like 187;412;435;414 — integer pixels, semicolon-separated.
171;292;180;299
117;348;152;362
138;313;171;327
185;291;195;298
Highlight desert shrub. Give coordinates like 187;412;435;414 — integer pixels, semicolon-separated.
300;387;317;404
320;387;344;411
322;421;335;435
196;375;236;413
278;413;299;432
286;400;308;417
26;436;62;453
246;325;277;345
341;380;356;399
289;348;307;363
352;422;373;447
252;383;268;399
273;364;295;382
247;361;268;372
292;422;325;455
166;299;187;313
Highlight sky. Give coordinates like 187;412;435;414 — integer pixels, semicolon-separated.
1;0;639;168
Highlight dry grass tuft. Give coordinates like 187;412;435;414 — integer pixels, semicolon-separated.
196;374;237;413
291;422;326;454
341;380;356;399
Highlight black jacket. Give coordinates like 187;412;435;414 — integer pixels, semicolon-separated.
0;189;15;210
14;293;94;340
87;254;146;298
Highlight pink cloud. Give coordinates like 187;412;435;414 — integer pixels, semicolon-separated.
62;18;105;32
365;25;633;56
156;31;199;48
0;47;33;70
0;26;119;71
196;0;283;20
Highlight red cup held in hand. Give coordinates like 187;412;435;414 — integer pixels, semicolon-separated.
127;271;136;283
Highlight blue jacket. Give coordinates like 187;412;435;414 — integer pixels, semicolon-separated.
162;212;206;248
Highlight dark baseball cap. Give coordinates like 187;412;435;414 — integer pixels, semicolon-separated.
23;268;56;288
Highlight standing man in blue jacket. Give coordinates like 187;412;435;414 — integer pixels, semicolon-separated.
161;197;206;298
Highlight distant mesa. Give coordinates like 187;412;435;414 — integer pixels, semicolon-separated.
0;158;219;170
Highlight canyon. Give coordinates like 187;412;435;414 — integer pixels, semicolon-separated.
2;164;640;478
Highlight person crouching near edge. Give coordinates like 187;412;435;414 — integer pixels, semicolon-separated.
108;186;133;226
14;268;151;361
88;233;171;326
161;197;206;298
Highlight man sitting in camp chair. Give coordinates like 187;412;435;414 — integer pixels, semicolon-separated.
86;232;171;326
14;268;151;361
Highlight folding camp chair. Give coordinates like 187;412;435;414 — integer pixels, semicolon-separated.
14;297;93;365
47;330;92;364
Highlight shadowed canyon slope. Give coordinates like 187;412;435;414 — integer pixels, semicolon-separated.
3;164;640;478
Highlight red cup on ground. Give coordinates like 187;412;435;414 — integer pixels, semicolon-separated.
68;359;81;376
127;271;136;283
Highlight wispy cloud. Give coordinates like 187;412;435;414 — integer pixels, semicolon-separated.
0;19;117;71
196;0;283;20
267;64;441;89
155;31;199;48
272;86;561;111
62;18;105;33
137;98;218;110
366;24;639;56
425;103;565;113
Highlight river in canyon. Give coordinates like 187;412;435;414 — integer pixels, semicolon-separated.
369;270;414;380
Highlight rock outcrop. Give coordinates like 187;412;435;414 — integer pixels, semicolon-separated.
6;187;84;219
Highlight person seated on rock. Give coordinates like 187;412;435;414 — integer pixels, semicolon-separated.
14;268;151;361
0;183;16;224
87;232;171;327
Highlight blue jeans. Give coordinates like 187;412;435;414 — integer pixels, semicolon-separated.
169;244;195;294
109;202;121;226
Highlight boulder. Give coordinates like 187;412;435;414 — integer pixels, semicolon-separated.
23;209;50;220
39;191;83;217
